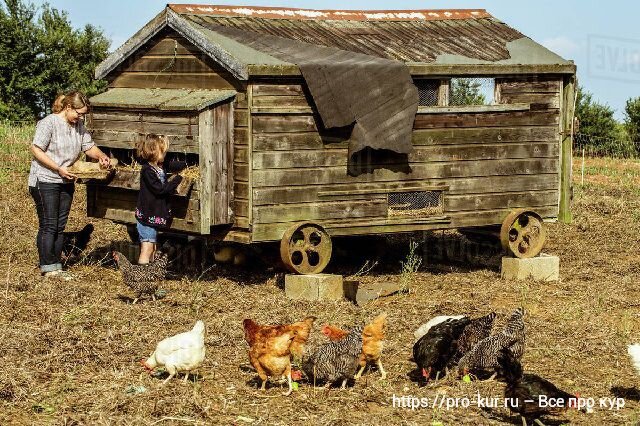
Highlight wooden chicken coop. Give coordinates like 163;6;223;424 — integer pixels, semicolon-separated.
87;4;576;274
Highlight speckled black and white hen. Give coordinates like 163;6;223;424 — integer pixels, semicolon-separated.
113;251;168;303
457;307;525;379
449;312;497;365
303;325;364;389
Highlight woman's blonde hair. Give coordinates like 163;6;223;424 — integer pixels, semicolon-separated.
136;134;169;162
52;91;90;113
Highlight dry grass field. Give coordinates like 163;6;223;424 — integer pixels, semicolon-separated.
1;125;640;425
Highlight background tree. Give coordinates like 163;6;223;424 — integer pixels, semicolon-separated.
575;86;618;139
0;0;41;120
0;0;109;120
449;78;489;106
624;96;640;144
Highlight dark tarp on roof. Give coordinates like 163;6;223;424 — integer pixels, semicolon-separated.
194;22;419;160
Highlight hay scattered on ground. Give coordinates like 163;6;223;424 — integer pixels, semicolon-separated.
1;149;639;424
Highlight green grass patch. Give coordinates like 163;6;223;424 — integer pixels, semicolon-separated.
0;122;34;183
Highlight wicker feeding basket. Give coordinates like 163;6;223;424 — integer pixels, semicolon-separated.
69;158;118;180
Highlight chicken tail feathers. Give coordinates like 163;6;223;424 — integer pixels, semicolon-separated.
193;320;205;338
628;344;640;375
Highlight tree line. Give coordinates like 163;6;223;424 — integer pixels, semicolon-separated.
0;0;109;120
1;0;638;157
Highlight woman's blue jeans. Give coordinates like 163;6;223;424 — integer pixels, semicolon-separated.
29;181;74;273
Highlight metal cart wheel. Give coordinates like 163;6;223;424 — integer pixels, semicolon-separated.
500;209;546;258
280;222;332;274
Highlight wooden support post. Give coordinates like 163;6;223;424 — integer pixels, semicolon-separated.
558;75;575;224
199;109;214;234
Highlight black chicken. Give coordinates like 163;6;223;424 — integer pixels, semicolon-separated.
498;349;577;426
61;224;94;261
412;317;470;383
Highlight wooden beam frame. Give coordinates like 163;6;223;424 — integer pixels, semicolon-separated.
558;74;576;223
247;63;577;78
198;108;214;234
417;103;530;114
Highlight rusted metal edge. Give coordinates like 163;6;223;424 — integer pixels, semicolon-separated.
168;4;491;21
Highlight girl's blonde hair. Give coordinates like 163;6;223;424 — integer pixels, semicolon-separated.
136;134;169;162
52;91;90;113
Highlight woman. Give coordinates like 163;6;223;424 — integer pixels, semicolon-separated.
28;91;109;280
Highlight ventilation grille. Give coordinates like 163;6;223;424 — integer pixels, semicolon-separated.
388;191;443;217
415;80;440;106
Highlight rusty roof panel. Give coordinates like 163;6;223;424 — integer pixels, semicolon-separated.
168;4;492;21
183;14;523;63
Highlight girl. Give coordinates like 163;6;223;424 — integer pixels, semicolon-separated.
29;91;110;280
135;134;185;264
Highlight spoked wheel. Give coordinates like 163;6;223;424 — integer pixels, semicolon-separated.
280;222;332;274
500;209;546;258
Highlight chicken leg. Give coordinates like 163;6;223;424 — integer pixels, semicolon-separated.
354;364;366;380
282;372;293;396
377;359;387;380
162;365;177;385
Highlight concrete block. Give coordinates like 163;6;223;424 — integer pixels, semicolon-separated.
285;274;343;301
343;280;403;305
501;253;559;282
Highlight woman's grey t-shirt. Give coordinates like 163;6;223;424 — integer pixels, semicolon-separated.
28;114;95;187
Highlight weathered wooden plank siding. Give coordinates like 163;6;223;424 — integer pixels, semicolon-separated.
106;29;238;90
232;91;250;229
247;78;562;241
89;108;200;154
90;186;201;233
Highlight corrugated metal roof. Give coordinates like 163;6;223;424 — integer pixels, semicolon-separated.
95;6;574;81
181;13;524;63
168;4;492;21
90;88;236;110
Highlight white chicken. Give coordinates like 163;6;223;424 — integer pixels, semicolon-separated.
141;320;206;385
628;344;640;375
414;315;466;342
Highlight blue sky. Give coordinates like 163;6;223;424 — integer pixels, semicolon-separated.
34;0;639;120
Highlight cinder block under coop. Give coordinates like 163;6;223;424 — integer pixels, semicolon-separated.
285;274;343;301
501;253;559;282
343;280;403;305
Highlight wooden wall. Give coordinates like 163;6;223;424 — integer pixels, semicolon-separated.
87;179;202;233
248;76;563;242
90;28;249;235
106;28;241;91
232;92;250;230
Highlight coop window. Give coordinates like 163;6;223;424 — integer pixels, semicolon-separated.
415;79;440;106
388;191;443;217
448;77;495;106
